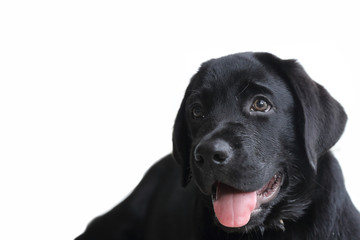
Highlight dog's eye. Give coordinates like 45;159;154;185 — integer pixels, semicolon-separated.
192;105;205;119
251;98;272;112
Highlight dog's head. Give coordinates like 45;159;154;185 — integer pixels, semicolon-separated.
172;52;347;232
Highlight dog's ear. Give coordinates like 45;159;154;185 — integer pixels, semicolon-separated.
172;94;192;186
256;53;347;170
283;60;347;170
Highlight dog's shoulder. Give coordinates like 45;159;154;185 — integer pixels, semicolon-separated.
299;152;360;239
322;153;360;238
76;155;197;240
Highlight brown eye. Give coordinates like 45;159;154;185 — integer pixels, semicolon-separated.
192;105;205;119
251;98;272;112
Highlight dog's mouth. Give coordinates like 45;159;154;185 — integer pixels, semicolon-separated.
211;172;283;228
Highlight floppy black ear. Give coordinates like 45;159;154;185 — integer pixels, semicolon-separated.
282;60;347;169
257;53;347;170
172;95;192;186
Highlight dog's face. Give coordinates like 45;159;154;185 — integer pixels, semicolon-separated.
184;54;299;230
173;52;347;233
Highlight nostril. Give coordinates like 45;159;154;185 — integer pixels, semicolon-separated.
213;151;228;163
195;154;204;163
194;139;232;165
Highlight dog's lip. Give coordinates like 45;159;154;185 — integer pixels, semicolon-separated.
211;172;283;208
255;172;283;208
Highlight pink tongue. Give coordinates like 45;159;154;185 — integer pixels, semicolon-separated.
213;183;257;228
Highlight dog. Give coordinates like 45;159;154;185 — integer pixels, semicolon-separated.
76;52;360;239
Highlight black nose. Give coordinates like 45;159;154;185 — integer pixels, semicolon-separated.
194;139;232;164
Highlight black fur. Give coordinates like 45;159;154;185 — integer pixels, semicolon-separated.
76;52;360;240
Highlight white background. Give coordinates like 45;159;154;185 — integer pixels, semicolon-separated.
1;1;359;239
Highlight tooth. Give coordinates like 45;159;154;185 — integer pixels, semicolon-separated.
279;219;285;231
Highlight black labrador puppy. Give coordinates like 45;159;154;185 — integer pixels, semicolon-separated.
76;52;360;240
